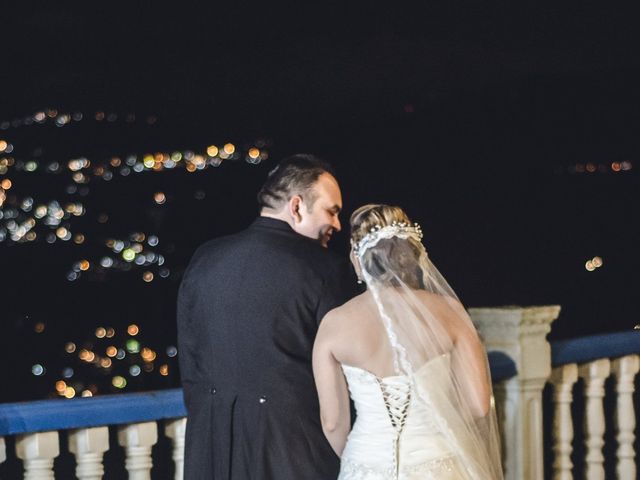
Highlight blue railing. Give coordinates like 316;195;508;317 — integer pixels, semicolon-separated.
0;351;517;437
0;389;186;436
6;332;635;437
550;330;640;367
488;351;517;381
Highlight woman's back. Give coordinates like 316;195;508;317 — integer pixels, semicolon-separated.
328;290;458;377
327;291;469;479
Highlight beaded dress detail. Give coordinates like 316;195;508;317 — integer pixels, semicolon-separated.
338;354;466;480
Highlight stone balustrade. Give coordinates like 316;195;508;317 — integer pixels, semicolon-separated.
470;307;640;480
1;306;639;479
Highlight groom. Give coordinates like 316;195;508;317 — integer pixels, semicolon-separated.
177;154;356;479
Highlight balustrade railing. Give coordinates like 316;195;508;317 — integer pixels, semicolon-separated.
470;306;640;480
1;306;638;479
0;390;186;479
548;332;640;480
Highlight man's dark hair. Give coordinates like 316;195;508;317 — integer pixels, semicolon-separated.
257;154;335;211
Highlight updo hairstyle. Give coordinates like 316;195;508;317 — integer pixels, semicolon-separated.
350;204;425;288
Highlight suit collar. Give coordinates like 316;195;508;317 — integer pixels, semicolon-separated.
251;216;296;233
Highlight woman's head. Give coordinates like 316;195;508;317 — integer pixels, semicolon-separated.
350;204;425;288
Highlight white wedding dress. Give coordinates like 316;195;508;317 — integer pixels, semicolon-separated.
338;353;467;480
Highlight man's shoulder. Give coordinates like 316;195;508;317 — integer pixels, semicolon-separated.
187;230;248;264
298;241;348;269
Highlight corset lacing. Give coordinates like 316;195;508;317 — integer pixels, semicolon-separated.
377;378;411;480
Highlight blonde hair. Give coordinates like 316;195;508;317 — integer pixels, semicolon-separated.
350;204;413;245
350;204;426;288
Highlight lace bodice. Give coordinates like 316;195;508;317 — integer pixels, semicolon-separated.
338;354;466;480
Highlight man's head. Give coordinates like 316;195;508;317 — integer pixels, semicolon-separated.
258;154;342;247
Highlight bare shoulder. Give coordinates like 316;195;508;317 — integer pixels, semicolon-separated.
413;290;472;335
322;291;370;321
317;292;372;339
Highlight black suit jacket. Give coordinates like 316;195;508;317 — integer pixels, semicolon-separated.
177;217;356;479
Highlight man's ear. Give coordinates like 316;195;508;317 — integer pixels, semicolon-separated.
288;195;303;223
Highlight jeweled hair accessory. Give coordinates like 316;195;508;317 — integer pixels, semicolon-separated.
353;221;423;258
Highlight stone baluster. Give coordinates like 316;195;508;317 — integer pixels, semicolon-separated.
612;355;640;480
118;422;158;480
578;358;611;480
165;418;187;480
549;363;578;480
15;431;60;480
469;305;560;480
69;426;110;480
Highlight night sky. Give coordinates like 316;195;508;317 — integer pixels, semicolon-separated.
1;4;639;401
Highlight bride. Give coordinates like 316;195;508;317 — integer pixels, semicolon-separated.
313;204;503;479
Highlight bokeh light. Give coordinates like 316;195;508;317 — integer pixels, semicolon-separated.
141;348;156;362
126;338;140;353
127;324;139;336
112;376;127;389
154;192;166;205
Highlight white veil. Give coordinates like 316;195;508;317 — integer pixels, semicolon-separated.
354;219;503;479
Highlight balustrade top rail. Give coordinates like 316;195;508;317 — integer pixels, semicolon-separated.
550;330;640;367
0;350;517;437
0;389;186;436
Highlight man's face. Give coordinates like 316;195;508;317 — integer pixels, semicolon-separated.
294;173;342;247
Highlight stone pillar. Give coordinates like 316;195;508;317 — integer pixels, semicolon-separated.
549;363;579;480
612;355;640;480
469;305;560;480
165;418;187;480
118;421;158;480
69;426;110;480
16;431;60;480
579;358;611;480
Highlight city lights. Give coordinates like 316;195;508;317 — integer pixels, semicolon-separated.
0;108;270;294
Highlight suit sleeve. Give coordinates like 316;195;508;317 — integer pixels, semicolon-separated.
176;253;201;408
315;257;359;324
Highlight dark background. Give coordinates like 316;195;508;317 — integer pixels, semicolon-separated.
1;3;639;402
